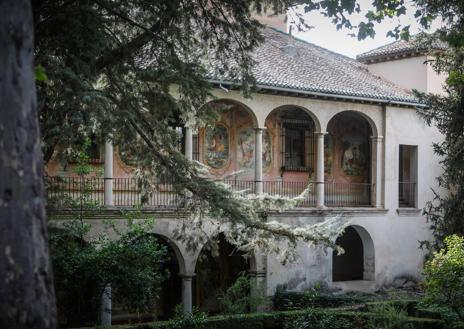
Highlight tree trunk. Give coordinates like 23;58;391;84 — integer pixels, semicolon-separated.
0;1;57;328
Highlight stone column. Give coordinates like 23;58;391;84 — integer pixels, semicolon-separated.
100;285;112;326
184;127;193;161
315;132;326;208
101;141;113;326
370;136;384;208
254;128;263;194
181;275;194;313
249;251;267;312
104;140;113;206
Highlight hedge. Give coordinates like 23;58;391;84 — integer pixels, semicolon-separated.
84;307;445;329
273;289;364;310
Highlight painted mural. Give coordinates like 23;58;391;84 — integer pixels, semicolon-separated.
263;131;272;169
237;128;273;170
341;134;368;176
237;127;254;168
205;123;229;169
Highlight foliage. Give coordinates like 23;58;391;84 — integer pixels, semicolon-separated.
167;306;208;329
32;0;427;259
412;1;464;251
218;273;268;314
366;302;414;329
45;137;103;217
273;285;362;311
81;304;446;329
423;235;464;322
49;216;169;327
283;308;349;329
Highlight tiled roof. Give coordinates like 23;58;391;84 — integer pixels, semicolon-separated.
207;28;420;105
357;35;447;63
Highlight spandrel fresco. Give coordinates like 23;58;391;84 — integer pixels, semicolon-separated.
205;124;229;169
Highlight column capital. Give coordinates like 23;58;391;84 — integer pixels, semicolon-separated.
254;127;266;132
370;135;384;141
314;131;328;136
180;274;195;279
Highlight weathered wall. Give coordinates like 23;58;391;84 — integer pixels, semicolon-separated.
364;56;428;93
364;55;447;95
426;55;447;95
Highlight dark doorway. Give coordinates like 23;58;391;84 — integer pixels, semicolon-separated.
332;227;364;281
193;234;249;314
112;235;182;324
154;236;182;320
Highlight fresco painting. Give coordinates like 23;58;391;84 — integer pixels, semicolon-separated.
237;127;255;168
237;128;273;169
263;130;272;168
205;124;229;169
341;134;367;176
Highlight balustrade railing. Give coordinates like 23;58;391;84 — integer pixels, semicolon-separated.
45;176;373;211
46;176;105;209
263;181;316;207
324;182;371;207
221;179;256;196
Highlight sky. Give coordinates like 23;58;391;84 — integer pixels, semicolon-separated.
288;0;437;59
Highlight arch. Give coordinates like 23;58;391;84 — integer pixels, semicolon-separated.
201;99;259;128
265;104;322;133
332;225;375;281
148;232;187;276
110;233;184;323
192;233;250;314
325;111;373;196
325;110;378;138
264;105;321;178
150;234;183;320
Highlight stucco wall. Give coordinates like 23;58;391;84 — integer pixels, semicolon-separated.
365;55;447;95
426;55;447;95
365;56;428;93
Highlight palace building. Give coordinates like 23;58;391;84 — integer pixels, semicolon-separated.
46;27;445;323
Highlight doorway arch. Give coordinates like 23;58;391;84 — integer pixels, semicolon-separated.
332;225;375;281
193;233;250;314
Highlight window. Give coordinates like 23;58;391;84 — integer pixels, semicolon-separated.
281;121;315;172
285;126;305;168
398;145;418;208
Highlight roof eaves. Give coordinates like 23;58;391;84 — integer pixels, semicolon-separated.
208;79;425;108
357;49;425;63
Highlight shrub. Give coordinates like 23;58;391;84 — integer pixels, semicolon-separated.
273;286;362;311
218;273;268;314
423;235;464;322
167;306;208;329
283;308;351;329
366;302;414;329
49;217;168;328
